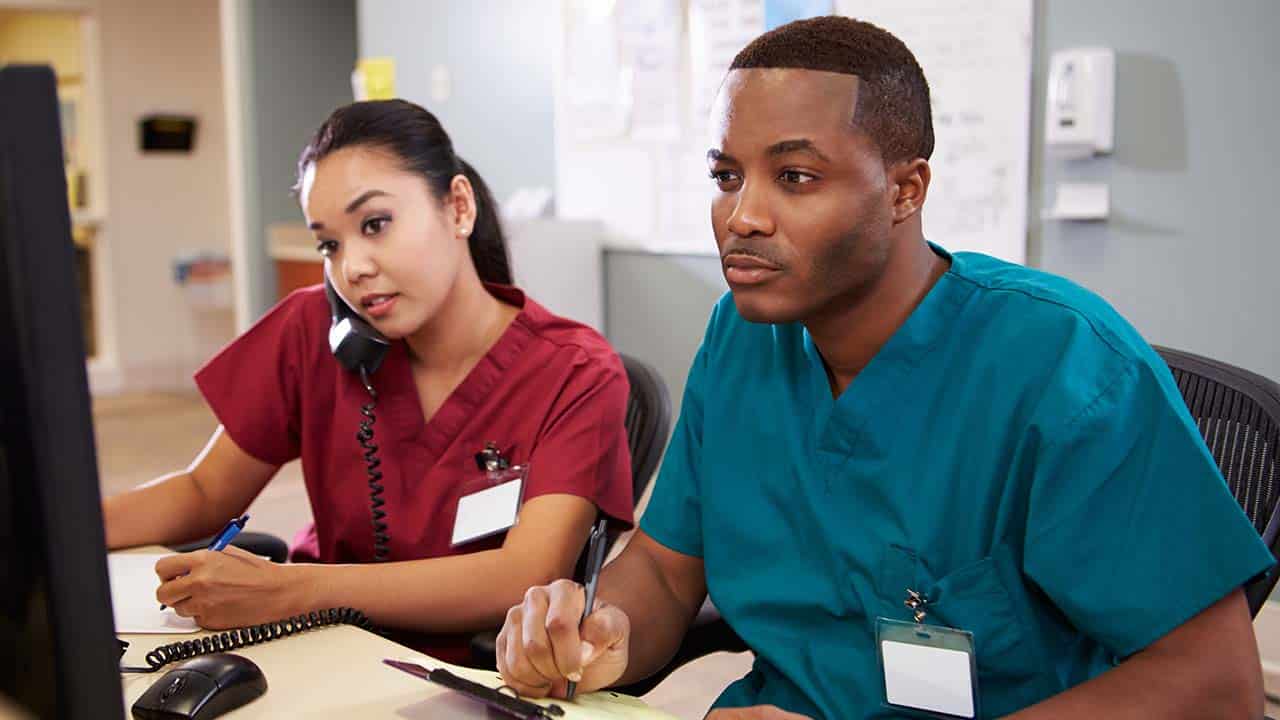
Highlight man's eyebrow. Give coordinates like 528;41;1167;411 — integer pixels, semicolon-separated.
707;148;737;164
766;138;831;163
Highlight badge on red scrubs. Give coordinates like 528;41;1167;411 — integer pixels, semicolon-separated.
451;443;528;547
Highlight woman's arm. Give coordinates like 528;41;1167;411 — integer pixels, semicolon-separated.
312;494;599;631
155;493;599;633
103;425;279;550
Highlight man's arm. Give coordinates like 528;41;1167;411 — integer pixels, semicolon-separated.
1006;589;1262;720
599;531;708;684
496;529;707;697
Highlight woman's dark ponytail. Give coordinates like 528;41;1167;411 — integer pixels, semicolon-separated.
298;100;512;286
458;159;511;285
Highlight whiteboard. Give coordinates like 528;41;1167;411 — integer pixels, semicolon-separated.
553;0;1033;263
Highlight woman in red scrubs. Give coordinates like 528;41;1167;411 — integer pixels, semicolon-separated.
103;100;634;663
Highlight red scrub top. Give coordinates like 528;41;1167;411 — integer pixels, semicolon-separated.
193;283;634;662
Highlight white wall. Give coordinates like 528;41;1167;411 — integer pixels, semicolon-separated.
96;0;234;391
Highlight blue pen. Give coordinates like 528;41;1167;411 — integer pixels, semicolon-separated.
159;514;249;610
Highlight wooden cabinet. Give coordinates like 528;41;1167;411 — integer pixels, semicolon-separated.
268;222;323;302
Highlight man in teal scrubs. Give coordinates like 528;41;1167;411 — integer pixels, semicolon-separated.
496;16;1273;719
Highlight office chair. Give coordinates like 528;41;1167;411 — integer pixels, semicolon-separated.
1157;346;1280;718
1155;346;1280;616
170;531;290;563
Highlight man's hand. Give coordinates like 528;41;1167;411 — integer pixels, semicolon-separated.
706;706;813;719
496;579;631;698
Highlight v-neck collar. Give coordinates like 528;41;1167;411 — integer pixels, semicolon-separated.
803;243;975;455
373;284;535;459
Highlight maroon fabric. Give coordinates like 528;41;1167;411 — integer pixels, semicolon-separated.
194;284;634;662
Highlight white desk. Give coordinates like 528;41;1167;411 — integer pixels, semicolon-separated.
119;624;494;719
116;545;492;719
114;549;675;719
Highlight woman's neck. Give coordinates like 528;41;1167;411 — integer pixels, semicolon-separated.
403;268;517;375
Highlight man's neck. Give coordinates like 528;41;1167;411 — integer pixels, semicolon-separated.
804;236;947;397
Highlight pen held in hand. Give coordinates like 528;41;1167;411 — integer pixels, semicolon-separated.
565;516;609;701
159;514;249;611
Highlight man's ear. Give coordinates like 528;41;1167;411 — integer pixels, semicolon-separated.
890;158;930;225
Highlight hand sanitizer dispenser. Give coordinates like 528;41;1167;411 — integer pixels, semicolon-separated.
1046;48;1115;159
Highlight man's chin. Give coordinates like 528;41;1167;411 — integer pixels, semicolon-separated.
730;291;804;325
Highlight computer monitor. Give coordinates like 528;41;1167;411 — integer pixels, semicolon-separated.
0;65;125;719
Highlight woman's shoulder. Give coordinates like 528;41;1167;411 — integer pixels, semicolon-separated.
515;293;625;381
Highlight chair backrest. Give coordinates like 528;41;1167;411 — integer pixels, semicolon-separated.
621;353;673;507
1155;346;1280;615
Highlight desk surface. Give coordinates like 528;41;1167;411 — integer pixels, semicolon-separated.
120;624;498;719
116;547;492;719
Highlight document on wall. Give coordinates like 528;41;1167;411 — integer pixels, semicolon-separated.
562;0;632;139
689;0;765;137
835;0;1033;263
618;0;684;141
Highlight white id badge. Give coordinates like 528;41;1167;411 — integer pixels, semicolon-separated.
450;464;528;547
877;617;979;719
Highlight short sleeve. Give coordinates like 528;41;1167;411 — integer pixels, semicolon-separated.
524;350;635;529
193;291;309;466
1024;358;1275;658
639;336;710;559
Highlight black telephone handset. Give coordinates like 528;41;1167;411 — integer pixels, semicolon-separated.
324;273;390;377
324;273;393;563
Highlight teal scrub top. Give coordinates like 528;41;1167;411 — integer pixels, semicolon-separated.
640;244;1274;719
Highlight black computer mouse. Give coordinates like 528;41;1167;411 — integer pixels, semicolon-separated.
132;653;268;720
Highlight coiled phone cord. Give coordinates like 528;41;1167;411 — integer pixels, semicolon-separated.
359;366;390;562
119;607;373;673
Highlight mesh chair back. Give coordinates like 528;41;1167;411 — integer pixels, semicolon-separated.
621;354;673;506
1156;346;1280;615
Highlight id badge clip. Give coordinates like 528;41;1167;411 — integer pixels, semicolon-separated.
452;441;528;548
877;589;980;719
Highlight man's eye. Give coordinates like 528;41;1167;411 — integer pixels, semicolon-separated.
779;170;816;184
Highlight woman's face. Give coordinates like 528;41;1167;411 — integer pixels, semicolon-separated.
300;146;474;339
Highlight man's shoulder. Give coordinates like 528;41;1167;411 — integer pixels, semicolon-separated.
950;251;1154;368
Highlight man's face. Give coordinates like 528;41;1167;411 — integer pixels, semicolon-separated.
707;68;898;324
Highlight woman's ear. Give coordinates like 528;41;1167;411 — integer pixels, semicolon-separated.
448;174;478;238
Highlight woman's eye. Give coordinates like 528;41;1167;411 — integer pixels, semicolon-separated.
316;239;338;257
362;217;389;236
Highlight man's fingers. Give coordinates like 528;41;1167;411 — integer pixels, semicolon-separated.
544;579;588;679
519;586;563;683
579;603;629;660
501;605;554;698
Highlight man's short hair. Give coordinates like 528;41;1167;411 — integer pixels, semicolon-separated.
730;16;934;163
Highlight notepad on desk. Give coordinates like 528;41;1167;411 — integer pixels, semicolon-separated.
107;553;200;634
385;655;680;720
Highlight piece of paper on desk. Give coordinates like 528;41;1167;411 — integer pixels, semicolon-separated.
107;553;200;634
387;655;680;720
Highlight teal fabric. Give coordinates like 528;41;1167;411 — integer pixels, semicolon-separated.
640;244;1273;719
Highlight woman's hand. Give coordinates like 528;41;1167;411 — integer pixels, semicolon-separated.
155;546;314;629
